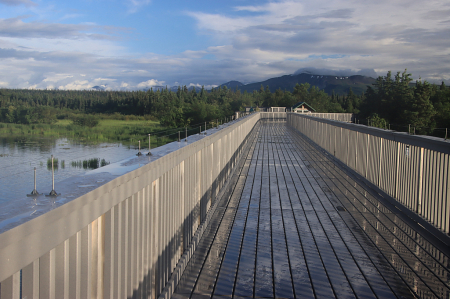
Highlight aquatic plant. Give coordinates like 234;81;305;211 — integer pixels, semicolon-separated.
47;157;58;170
71;158;110;170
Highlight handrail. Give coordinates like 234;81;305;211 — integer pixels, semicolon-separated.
0;113;259;298
288;113;450;235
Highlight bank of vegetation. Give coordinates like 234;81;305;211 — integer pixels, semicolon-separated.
0;70;449;140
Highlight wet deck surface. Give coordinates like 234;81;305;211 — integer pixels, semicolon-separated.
172;122;450;299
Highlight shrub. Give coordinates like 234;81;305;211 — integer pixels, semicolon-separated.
72;115;99;128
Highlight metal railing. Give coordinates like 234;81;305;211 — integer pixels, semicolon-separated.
0;113;260;299
307;112;354;122
288;113;450;234
2;110;447;299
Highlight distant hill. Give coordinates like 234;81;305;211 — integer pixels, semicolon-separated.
91;85;107;91
232;73;375;95
219;81;245;90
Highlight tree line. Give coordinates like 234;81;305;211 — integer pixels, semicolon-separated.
357;70;450;134
1;70;449;135
0;84;345;127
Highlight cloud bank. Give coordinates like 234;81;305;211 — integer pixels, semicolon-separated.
0;0;449;90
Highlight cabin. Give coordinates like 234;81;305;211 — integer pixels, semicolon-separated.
292;102;316;113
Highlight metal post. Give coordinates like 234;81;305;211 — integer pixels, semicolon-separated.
204;122;207;135
414;127;415;135
409;124;411;134
216;119;218;129
178;131;180;142
147;134;152;156
199;126;201;135
185;127;187;142
27;167;40;196
389;124;391;130
51;156;54;191
33;167;37;193
137;140;142;156
47;155;58;197
445;128;448;140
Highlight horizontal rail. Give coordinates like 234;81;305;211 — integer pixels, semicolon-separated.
306;112;354;122
0;113;260;299
288;113;450;235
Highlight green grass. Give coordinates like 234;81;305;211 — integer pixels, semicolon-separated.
0;119;167;145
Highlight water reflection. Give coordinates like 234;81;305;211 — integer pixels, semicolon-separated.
0;137;136;204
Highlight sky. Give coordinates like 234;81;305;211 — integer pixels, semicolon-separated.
0;0;449;90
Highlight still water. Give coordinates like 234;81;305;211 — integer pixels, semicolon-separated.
0;137;138;206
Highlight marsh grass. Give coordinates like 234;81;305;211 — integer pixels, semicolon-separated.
71;158;110;169
47;158;65;170
0;119;165;145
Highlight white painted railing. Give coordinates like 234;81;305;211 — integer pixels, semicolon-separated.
288;113;450;234
0;113;259;299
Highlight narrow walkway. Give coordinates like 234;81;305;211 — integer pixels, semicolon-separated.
172;122;450;299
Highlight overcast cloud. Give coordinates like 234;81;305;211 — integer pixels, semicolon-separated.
0;0;449;90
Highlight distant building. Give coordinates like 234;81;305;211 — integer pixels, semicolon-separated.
292;102;316;113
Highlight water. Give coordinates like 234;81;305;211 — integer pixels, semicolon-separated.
0;119;239;233
0;137;138;206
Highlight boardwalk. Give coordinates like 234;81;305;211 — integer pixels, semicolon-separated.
172;121;450;298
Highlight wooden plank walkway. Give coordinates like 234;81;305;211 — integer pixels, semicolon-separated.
172;121;450;299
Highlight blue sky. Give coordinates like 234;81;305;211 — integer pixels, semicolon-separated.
0;0;449;90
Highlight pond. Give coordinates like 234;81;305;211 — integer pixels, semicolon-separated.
0;137;140;206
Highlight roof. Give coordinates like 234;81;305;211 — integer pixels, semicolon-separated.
292;101;316;112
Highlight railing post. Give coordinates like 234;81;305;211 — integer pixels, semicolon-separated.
378;138;383;187
417;147;424;213
147;134;152;156
394;142;400;199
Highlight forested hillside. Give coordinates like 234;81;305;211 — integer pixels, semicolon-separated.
358;70;450;135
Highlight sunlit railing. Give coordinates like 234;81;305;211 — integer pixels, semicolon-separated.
0;113;259;299
288;113;450;234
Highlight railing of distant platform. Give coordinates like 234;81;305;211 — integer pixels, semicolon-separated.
288;113;450;234
308;112;354;122
0;113;260;299
237;110;353;122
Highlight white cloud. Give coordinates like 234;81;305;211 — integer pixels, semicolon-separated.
0;0;449;90
137;79;166;88
184;0;450;83
126;0;152;14
188;83;218;90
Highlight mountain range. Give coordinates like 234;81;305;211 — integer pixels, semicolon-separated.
219;72;376;95
92;68;377;95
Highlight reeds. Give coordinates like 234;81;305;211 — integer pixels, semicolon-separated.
71;158;110;169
